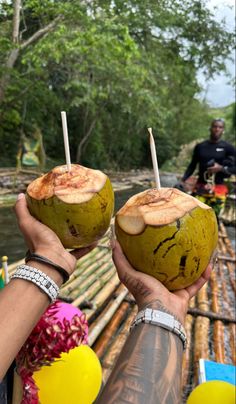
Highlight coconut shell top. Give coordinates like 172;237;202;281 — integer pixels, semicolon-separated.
27;165;109;204
26;164;114;248
116;188;210;235
115;188;218;290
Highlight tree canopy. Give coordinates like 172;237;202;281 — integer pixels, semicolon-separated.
0;0;234;170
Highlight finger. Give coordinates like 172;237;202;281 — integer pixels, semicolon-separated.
184;263;212;299
70;242;97;260
112;240;138;281
14;193;35;229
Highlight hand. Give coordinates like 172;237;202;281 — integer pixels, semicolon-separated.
207;162;223;174
112;241;213;325
14;193;96;275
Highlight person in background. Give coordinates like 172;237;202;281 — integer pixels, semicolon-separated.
182;118;235;185
0;194;213;403
181;118;236;215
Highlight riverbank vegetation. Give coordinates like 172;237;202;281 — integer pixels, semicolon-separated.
0;0;234;171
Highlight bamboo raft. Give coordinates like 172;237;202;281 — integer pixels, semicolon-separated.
7;221;236;402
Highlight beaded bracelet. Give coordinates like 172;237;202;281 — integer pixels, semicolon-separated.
11;264;59;303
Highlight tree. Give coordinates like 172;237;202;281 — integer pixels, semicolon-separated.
0;0;234;169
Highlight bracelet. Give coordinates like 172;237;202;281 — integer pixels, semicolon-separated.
25;250;70;284
11;264;59;303
130;308;187;350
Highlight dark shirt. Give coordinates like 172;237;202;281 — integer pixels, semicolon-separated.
182;139;236;184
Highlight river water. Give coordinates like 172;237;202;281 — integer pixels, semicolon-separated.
0;182;235;264
0;186;146;264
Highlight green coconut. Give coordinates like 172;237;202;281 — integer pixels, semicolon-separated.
115;188;218;290
26;164;114;248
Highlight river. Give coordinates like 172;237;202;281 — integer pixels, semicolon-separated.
0;186;146;264
0;184;235;264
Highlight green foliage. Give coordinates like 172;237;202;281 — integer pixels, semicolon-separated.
0;0;234;170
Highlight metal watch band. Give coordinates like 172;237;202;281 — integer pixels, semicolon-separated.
11;264;59;303
130;308;187;350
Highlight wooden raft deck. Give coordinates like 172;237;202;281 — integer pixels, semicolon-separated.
7;222;235;401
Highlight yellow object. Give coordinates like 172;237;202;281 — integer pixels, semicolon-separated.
115;188;218;290
33;345;102;404
187;381;235;404
1;256;8;262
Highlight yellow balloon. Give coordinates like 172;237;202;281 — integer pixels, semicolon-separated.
33;345;102;404
187;381;235;404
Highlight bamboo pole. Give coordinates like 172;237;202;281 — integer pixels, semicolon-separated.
102;306;138;383
64;249;106;282
217;255;236;262
229;323;236;365
60;258;104;295
71;268;117;307
210;268;225;363
218;255;236;365
87;286;127;335
182;314;194;389
219;222;235;258
84;277;122;322
187;308;235;323
93;301;130;359
8;258;25;275
63;261;113;300
182;296;196;389
193;283;210;382
88;288;129;346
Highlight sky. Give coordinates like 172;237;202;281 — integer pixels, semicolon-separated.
197;0;235;107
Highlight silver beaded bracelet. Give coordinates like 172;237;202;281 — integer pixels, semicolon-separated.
11;264;59;303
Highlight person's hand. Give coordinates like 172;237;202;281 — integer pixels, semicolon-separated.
207;162;223;174
112;241;213;325
14;193;96;275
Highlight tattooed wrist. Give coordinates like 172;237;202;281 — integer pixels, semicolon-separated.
140;299;184;325
97;317;183;403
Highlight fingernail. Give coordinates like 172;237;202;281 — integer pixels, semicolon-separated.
17;193;25;201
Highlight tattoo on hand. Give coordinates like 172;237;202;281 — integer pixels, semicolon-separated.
122;273;152;298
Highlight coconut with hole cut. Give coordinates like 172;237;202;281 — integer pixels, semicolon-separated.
26;164;114;248
115;188;218;290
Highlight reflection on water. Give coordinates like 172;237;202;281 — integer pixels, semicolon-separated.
0;207;27;264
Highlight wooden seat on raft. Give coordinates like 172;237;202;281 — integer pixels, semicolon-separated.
7;221;235;401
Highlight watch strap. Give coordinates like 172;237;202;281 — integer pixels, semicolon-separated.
130;308;187;350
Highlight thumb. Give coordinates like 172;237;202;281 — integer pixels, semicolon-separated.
14;193;33;228
112;240;138;281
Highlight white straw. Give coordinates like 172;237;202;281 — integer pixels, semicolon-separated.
148;127;161;190
61;111;71;172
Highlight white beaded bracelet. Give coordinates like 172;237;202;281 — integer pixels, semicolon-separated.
11;264;59;303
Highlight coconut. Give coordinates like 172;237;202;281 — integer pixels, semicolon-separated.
26;164;114;248
115;188;218;290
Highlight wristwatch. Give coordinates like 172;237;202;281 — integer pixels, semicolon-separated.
130;308;187;350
